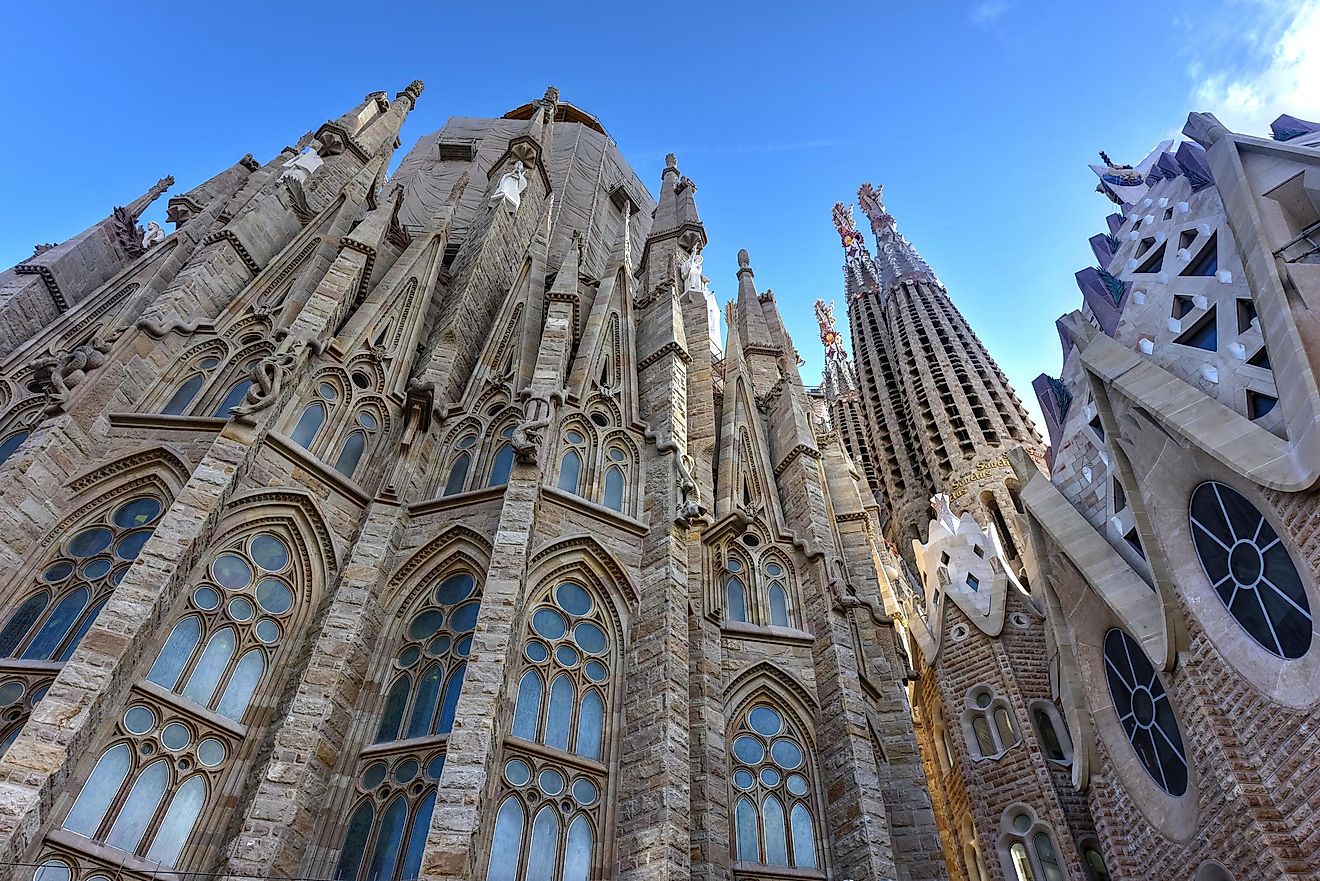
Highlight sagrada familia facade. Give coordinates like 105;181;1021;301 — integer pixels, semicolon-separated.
0;80;1314;881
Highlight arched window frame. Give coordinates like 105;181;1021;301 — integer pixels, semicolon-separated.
53;502;324;873
148;343;229;416
961;817;990;881
1079;837;1112;881
0;398;45;469
288;373;348;455
719;542;801;631
962;685;1020;760
485;571;624;881
483;418;518;488
330;562;485;881
597;430;637;516
331;402;387;482
1028;700;1072;765
439;426;481;497
997;806;1065;881
554;420;594;498
725;692;825;872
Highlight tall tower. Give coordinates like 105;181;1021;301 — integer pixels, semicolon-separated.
832;184;1098;880
812;298;882;505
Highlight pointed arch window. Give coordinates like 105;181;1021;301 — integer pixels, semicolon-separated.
1001;809;1064;881
333;410;380;479
557;429;587;496
490;579;616;881
727;702;820;869
603;466;624;512
57;522;309;869
1029;701;1072;763
725;558;748;623
443;434;478;496
488;425;516;487
335;571;482;881
764;560;791;627
292;402;327;448
212;375;254;418
0;430;28;468
159;356;221;416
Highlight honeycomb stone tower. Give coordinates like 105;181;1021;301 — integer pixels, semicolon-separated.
0;85;944;881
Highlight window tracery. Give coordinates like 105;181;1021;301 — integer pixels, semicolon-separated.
1188;481;1311;659
721;544;799;630
334;570;482;881
1102;627;1187;796
962;686;1019;759
1000;808;1064;881
487;579;617;881
728;701;820;870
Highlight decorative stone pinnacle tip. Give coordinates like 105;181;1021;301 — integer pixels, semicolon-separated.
665;153;678;170
543;85;560;103
407;80;425;95
737;249;751;269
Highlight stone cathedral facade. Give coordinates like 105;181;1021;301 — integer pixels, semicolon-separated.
813;111;1320;881
0;84;950;881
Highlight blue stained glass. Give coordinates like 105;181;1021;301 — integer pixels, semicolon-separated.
437;662;466;735
334;431;367;478
545;674;575;751
526;807;560;881
0;591;48;657
769;583;789;627
485;798;524;881
182;626;236;705
735;796;760;862
68;528;112;557
162;373;204;416
148;616;201;690
436;573;475;605
573;622;606;654
603;466;624;512
364;795;407;881
563;815;593;881
213;379;252;417
334;802;374;880
291;402;326;449
56;598;106;662
64;742;131;835
22;586;89;660
558;450;581;494
555;583;592;616
763;795;788;865
216;649;265;720
0;726;19;759
443;453;470;496
115;529;152;561
488;444;514;487
790;804;817;868
450;602;480;633
726;577;747;623
375;674;411;743
512;670;543;741
575;690;603;760
0;431;28;467
401;791;437;881
407;664;444;738
113;497;161;528
145;774;206;865
106;758;169;852
250;534;290;572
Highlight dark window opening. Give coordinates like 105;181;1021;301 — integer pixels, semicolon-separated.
1174;306;1218;351
1181;233;1219;277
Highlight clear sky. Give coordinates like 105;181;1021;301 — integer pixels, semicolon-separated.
3;0;1317;432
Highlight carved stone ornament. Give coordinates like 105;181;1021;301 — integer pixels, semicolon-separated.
141;221;165;249
674;452;710;528
31;337;115;413
403;377;436;434
490;160;529;215
680;245;706;294
279;147;324;186
512;390;556;465
232;335;327;420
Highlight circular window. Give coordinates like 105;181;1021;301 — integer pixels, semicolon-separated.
68;528;112;557
732;735;764;764
556;583;592;616
450;602;480;632
256;578;293;615
409;610;444;640
525;641;549;663
786;774;808;795
538;768;565;795
759;767;781;786
0;681;24;707
1189;482;1311;659
227;597;255;622
212;554;252;590
749;706;782;737
82;559;112;579
771;738;804;769
114;497;161;529
393;758;419;784
1011;812;1032;834
352;371;372;389
192;587;220;610
436;573;475;605
566;430;585;445
532;607;567;640
504;758;531;786
361;763;387;789
197;737;227;767
124;705;156;735
250;534;290;572
42;561;73;582
573;622;607;654
318;382;339;401
255;618;281;644
359;412;378;430
1102;628;1188;796
572;778;598;805
161;722;191;751
732;769;754;790
584;660;607;683
426;755;446;779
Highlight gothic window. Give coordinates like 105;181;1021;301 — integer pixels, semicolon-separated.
558;429;587;495
160;356;221;416
333;410;381;479
1102;628;1188;796
1029;701;1071;763
145;531;296;721
602;460;625;513
0;496;162;663
488;425;516;487
1001;809;1064;881
489;580;616;881
443;434;478;496
725;558;748;623
0;429;28;467
0;677;50;758
212;373;254;418
963;686;1018;759
293;401;328;448
1188;481;1311;659
728;702;820;869
765;560;791;627
334;570;481;881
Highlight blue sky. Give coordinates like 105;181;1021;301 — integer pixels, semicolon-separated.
4;0;1318;431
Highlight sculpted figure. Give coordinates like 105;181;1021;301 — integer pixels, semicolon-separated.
512;391;553;464
680;246;705;292
491;160;529;214
675;452;709;527
141;221;165;249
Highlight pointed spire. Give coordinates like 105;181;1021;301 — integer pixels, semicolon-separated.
650;153;705;239
549;229;583;298
734;249;774;351
855;183;937;291
832;201;881;298
118;176;175;224
815;298;857;397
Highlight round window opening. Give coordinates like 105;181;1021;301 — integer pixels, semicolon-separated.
1101;628;1188;796
1188;481;1312;659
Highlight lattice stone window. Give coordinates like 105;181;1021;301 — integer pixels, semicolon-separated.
489;580;616;880
1188;481;1312;659
0;496;161;664
147;531;295;720
722;547;798;629
1102;628;1188;796
729;702;820;869
334;570;481;881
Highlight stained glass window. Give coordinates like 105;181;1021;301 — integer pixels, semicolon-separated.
728;702;818;868
1102;628;1188;796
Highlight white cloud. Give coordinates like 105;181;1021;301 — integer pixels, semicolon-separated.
1189;0;1320;135
970;0;1016;25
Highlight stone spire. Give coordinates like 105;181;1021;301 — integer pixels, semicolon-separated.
650;153;706;242
815;298;857;398
832;201;881;299
855;183;936;292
